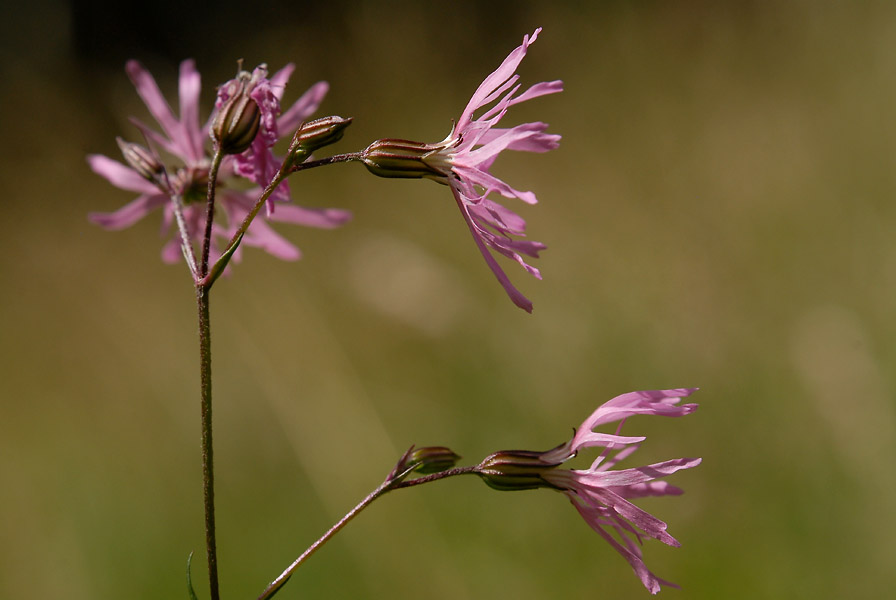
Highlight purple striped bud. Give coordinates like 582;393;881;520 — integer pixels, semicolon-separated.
360;138;452;181
286;116;352;167
475;450;562;492
211;70;261;155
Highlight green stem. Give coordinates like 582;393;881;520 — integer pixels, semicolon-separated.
197;283;219;600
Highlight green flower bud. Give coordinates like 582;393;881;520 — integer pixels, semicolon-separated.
407;446;462;474
475;450;562;492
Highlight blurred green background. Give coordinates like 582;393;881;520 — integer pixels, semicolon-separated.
2;1;895;598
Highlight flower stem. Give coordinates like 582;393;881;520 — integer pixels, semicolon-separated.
197;282;219;600
217;170;287;266
393;466;477;489
216;151;362;265
289;152;362;173
254;477;391;600
256;465;476;600
201;150;224;277
171;193;199;278
196;147;224;600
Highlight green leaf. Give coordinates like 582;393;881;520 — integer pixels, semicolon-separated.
205;233;244;288
186;552;199;600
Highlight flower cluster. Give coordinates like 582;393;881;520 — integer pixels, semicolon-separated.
476;389;700;593
361;28;562;312
88;60;350;265
88;31;702;597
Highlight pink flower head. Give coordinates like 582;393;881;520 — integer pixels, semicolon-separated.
88;59;349;265
437;27;562;312
543;389;700;594
359;28;561;312
476;389;700;594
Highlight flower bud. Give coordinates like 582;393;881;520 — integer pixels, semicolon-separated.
360;138;450;181
287;116;353;166
407;446;461;474
116;137;165;183
211;71;262;155
475;450;562;492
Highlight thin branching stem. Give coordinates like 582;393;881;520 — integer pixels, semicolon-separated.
217;151;363;263
196;148;363;600
170;193;199;278
256;465;477;600
393;466;478;489
201;150;224;277
289;152;362;174
217;170;286;265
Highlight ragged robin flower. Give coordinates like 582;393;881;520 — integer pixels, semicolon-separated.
475;389;701;594
88;59;350;266
361;28;562;312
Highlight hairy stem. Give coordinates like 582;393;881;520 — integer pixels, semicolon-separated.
197;146;224;600
256;465;476;600
217;170;287;263
255;478;391;600
217;151;362;262
170;193;198;278
289;152;362;174
201;150;224;277
393;466;478;489
197;283;219;600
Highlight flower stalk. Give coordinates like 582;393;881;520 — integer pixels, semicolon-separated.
254;478;390;600
257;450;468;600
197;282;219;600
200;150;224;277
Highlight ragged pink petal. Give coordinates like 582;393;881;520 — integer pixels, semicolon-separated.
89;194;168;230
278;81;329;133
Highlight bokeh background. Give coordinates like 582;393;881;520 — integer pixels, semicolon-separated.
2;1;895;598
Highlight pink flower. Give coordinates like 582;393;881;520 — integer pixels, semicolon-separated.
360;28;562;312
477;389;700;594
435;28;562;312
88;59;350;265
543;389;700;594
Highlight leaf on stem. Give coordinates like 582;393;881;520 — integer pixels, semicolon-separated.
204;233;244;288
186;552;199;600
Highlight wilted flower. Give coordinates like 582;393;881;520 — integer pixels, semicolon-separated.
476;389;700;594
88;59;350;265
361;28;562;312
